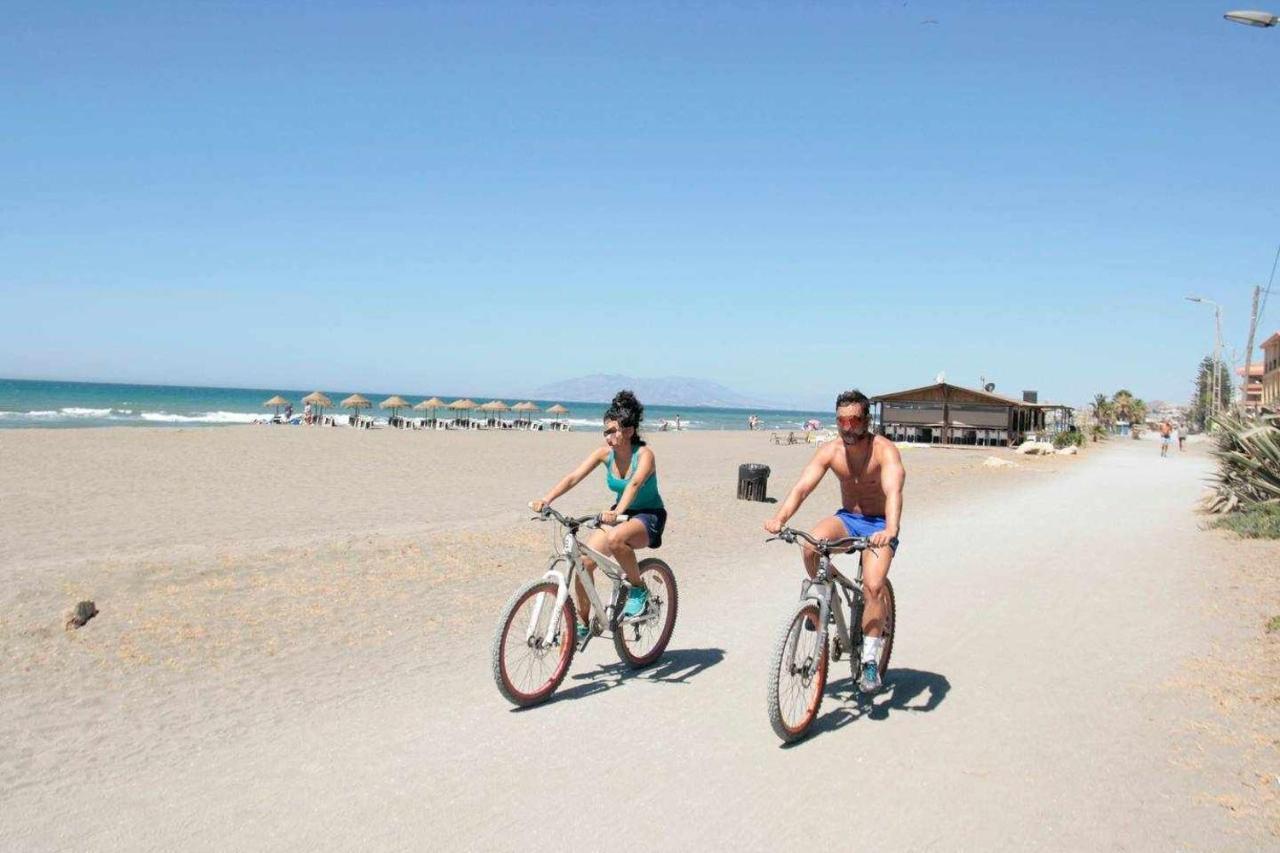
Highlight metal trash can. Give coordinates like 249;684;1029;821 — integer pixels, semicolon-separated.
737;463;771;502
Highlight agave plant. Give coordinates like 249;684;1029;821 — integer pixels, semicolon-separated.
1205;410;1280;513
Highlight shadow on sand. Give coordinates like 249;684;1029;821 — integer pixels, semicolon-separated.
781;667;951;748
542;647;727;705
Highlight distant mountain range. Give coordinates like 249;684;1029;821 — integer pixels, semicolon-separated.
531;374;787;410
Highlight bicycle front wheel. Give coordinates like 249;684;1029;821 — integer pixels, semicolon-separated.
767;601;829;743
491;579;576;707
613;558;679;669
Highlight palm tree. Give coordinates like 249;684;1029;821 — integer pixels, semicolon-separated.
1091;393;1114;428
1112;389;1135;424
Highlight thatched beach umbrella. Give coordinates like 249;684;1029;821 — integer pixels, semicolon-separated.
340;394;371;424
302;391;332;421
448;398;476;426
546;403;569;424
414;397;447;420
479;400;509;426
513;401;540;427
380;395;411;419
263;394;290;416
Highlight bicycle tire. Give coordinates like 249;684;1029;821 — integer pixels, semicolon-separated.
613;558;678;669
766;601;828;743
492;579;577;707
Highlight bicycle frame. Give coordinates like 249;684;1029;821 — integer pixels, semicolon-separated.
527;524;650;646
800;551;868;654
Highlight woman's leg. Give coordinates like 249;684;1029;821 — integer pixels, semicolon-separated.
606;520;651;586
576;528;612;627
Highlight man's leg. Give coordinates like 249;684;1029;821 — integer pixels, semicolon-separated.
802;516;852;579
858;541;895;692
860;543;894;637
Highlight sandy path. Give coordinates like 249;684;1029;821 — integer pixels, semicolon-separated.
2;434;1272;849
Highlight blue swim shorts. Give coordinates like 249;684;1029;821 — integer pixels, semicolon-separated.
835;509;899;552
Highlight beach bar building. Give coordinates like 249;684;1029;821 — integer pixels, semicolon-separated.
871;382;1072;447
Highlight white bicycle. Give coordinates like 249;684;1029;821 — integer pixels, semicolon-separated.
491;505;679;707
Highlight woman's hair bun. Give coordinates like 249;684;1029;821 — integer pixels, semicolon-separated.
605;389;644;429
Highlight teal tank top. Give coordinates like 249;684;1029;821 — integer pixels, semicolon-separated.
604;447;664;510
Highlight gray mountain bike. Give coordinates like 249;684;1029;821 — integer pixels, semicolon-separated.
492;505;679;707
765;527;896;743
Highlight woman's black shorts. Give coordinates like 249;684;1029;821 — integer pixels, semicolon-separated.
615;506;667;549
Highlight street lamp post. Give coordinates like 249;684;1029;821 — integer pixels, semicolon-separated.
1187;296;1225;424
1222;13;1273;413
1224;10;1279;26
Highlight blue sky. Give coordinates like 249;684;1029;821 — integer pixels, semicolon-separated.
3;1;1278;408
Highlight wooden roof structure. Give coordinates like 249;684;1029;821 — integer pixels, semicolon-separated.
871;382;1030;408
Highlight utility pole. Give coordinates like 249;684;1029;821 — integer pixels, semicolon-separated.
1213;302;1223;421
1241;284;1262;414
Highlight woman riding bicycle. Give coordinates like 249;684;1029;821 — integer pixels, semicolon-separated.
530;390;667;638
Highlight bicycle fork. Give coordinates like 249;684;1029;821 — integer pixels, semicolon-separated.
527;557;572;648
799;576;853;662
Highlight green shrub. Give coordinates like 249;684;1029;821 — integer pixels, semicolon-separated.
1206;411;1280;514
1053;431;1085;449
1211;502;1280;539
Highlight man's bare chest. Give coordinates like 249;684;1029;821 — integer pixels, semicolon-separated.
832;447;881;487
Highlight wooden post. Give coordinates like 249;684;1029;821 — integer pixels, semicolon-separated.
943;384;951;445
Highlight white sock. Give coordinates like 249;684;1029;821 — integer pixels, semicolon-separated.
861;635;884;665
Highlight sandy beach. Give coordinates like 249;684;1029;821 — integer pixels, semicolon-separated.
1;427;1276;848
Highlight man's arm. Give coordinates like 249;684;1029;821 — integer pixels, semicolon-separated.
764;445;831;533
871;439;905;546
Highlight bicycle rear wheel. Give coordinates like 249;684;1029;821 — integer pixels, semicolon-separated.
767;601;828;743
851;578;896;681
613;558;678;669
492;579;576;707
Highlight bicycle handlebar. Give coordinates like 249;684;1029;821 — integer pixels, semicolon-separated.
529;504;628;529
768;526;871;553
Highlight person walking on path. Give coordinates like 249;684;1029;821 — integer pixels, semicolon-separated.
1159;420;1172;458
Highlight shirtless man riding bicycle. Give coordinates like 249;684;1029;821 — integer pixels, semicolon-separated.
764;389;905;694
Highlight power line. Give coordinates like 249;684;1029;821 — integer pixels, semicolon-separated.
1259;241;1278;330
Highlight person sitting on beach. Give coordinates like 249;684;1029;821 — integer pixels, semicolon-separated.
764;389;905;695
530;390;668;640
303;402;313;425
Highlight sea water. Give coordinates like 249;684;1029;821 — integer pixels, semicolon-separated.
0;378;835;431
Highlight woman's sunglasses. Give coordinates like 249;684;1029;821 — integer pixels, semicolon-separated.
603;426;619;437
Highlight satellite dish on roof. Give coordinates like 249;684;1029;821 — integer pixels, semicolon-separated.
984;382;996;392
